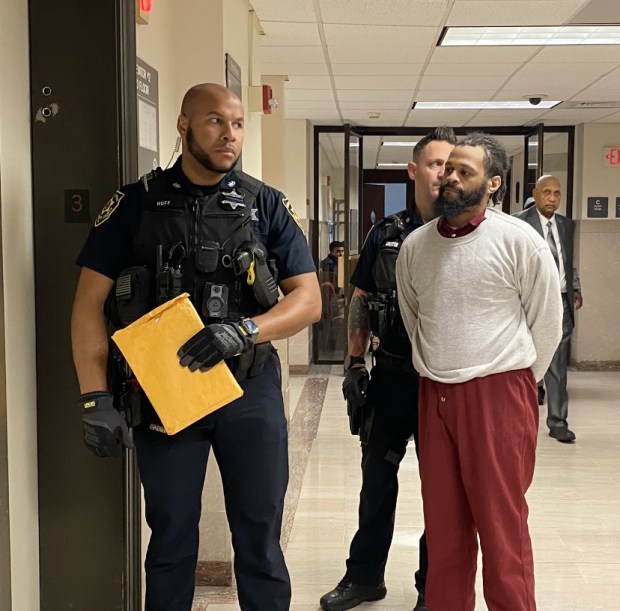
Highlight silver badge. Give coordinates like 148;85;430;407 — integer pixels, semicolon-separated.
221;188;246;210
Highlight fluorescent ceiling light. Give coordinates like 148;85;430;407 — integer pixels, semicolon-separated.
377;163;408;168
440;25;620;47
381;141;418;147
414;101;561;109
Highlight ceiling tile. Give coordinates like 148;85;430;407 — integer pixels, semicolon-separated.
339;101;412;110
447;1;587;26
501;75;597;96
421;75;508;90
463;110;546;127
425;63;516;76
430;46;538;64
574;89;620;102
405;109;479;127
319;0;449;26
250;0;316;23
594;110;620;122
332;63;424;76
286;89;335;101
542;107;620;122
261;62;329;76
532;46;620;63
324;24;438;48
516;63;619;78
335;75;418;90
260;22;321;46
328;45;430;64
337;89;415;102
286;75;333;89
261;46;325;63
415;89;500;101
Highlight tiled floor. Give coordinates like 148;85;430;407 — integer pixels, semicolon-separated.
195;369;620;610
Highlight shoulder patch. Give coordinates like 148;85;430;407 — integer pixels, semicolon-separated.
281;197;305;235
94;190;125;227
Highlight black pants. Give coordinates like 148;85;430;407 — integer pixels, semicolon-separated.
134;352;291;611
344;364;427;594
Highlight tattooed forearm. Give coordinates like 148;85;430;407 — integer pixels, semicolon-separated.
348;287;371;357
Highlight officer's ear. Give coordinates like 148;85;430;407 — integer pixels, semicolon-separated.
177;113;188;138
407;161;417;181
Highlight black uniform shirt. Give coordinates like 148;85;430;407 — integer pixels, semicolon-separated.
351;208;422;294
77;157;316;281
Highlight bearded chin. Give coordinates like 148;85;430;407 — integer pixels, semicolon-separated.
186;128;239;174
433;182;488;218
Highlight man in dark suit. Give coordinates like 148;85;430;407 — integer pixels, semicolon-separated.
514;175;583;443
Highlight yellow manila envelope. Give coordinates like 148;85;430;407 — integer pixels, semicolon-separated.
111;293;243;435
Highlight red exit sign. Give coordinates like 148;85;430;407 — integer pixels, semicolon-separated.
603;147;620;167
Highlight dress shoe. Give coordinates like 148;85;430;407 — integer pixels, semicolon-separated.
320;581;387;611
549;427;576;443
413;592;428;611
537;386;545;405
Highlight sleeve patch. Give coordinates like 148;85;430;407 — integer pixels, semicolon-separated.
94;190;125;227
281;197;305;235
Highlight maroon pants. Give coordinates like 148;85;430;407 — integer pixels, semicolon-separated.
419;369;538;611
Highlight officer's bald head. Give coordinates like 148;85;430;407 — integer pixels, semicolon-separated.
180;83;242;119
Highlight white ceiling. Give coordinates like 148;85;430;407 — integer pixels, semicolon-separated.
251;0;620;133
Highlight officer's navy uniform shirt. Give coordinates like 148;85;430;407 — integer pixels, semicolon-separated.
351;208;422;293
77;157;316;281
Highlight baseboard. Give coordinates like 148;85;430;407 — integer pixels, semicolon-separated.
574;360;620;371
195;561;232;587
289;364;310;376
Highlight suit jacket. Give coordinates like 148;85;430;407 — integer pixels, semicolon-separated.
513;206;581;326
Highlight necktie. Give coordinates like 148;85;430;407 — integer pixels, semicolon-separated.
546;220;560;269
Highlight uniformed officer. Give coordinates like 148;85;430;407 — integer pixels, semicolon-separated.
71;83;321;611
319;127;456;611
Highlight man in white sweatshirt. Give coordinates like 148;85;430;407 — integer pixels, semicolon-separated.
395;133;562;611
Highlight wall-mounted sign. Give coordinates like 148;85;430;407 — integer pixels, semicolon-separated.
603;147;620;167
64;189;90;223
587;196;608;218
136;58;159;176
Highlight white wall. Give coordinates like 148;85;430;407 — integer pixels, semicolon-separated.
285;119;310;219
0;1;40;610
571;123;620;364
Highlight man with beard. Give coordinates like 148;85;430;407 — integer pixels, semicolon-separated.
71;83;321;610
395;133;562;611
320;127;456;611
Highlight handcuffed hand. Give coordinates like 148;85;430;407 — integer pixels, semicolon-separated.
342;366;370;409
178;323;255;372
80;391;133;458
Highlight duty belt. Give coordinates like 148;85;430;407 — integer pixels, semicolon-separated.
373;351;416;374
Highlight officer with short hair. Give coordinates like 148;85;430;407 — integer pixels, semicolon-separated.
319;127;456;611
71;83;321;611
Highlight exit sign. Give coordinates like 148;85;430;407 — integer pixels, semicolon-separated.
603;147;620;167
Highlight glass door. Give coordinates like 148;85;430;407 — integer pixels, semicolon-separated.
523;123;544;204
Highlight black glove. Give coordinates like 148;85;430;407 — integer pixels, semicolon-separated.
178;323;255;372
343;366;370;436
80;391;133;458
342;366;369;408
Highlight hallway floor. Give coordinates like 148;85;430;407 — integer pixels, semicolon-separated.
194;369;620;610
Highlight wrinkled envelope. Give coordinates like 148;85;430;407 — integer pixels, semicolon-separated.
112;293;243;435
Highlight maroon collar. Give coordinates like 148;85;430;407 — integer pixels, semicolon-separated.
437;211;486;238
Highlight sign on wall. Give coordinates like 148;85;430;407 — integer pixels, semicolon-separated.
587;196;608;218
136;57;159;176
603;147;620;167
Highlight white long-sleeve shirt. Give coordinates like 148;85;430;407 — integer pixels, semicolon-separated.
395;207;563;383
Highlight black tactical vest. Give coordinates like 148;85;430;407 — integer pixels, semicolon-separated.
369;211;412;358
131;169;270;324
